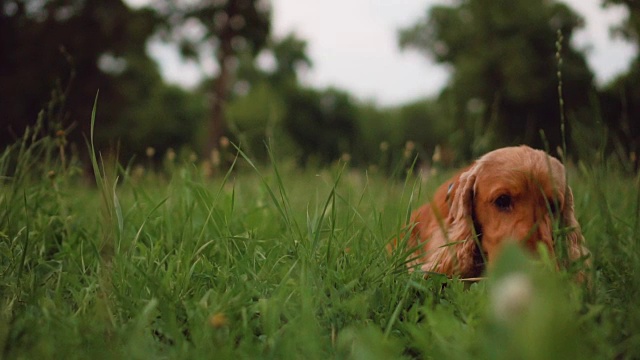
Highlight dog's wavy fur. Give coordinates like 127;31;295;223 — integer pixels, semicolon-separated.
390;145;590;279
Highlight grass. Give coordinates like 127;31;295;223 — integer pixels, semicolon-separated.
1;116;640;359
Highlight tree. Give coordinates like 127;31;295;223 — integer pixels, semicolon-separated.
399;0;595;158
599;0;640;170
258;36;357;164
603;0;640;47
227;33;312;160
265;33;312;86
0;0;153;142
283;87;357;164
228;33;359;165
157;0;271;160
0;0;205;162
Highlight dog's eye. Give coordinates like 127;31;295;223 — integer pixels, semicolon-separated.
494;194;512;211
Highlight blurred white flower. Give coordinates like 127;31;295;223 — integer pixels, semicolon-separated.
219;136;230;149
166;148;176;162
491;273;533;322
432;145;442;163
146;147;155;158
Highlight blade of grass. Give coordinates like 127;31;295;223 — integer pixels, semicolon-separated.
17;191;29;283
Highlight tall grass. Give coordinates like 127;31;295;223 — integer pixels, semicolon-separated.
1;102;639;359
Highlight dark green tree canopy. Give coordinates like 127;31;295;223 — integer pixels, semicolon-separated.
0;0;204;159
399;0;595;157
283;87;357;164
604;0;640;47
267;34;312;85
598;0;640;169
156;0;271;58
228;34;357;164
235;33;312;90
154;0;272;156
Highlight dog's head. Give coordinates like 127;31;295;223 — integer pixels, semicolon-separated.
438;145;587;275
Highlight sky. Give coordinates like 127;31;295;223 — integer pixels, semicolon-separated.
136;0;637;107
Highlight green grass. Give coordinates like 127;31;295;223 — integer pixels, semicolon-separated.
1;120;639;359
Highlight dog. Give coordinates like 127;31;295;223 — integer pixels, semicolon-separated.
390;145;590;279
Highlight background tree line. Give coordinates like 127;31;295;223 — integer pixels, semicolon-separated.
1;0;638;172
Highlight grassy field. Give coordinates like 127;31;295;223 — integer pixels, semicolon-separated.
1;122;639;359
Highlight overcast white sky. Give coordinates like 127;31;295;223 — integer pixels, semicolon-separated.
135;0;637;106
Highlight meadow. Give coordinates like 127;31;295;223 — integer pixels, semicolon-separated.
1;117;639;359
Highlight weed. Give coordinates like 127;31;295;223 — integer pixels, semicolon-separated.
1;101;639;359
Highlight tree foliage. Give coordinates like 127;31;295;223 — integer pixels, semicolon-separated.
228;34;357;165
155;0;271;157
399;0;595;158
0;0;205;160
603;0;640;45
598;0;640;170
282;87;357;164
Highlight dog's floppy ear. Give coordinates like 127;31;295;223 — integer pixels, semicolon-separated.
562;186;591;279
424;164;481;276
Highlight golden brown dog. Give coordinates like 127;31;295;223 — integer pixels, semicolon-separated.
390;145;590;278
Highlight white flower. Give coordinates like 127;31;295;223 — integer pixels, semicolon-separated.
491;273;533;322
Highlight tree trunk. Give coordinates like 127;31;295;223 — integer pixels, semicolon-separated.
205;35;233;163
